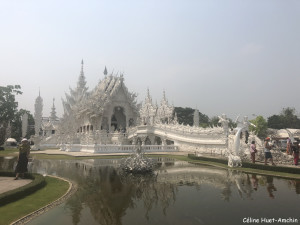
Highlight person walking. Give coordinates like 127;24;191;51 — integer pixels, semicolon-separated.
14;138;31;180
264;137;276;166
292;141;299;166
249;141;257;163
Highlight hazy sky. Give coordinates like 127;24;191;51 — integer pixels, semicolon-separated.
1;0;300;120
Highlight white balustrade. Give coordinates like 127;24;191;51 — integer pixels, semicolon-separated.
67;144;178;153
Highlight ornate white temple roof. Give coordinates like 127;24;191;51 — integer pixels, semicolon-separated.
139;88;157;120
156;90;174;123
60;62;139;130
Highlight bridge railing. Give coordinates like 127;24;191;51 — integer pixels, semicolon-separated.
77;144;179;153
142;145;178;152
128;124;225;140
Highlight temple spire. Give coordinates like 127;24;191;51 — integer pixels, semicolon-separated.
163;90;167;101
34;90;43;135
80;59;84;77
77;60;88;92
50;98;57;121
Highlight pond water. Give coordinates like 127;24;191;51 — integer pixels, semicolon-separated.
1;156;300;225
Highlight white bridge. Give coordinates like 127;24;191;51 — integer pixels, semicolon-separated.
126;123;228;152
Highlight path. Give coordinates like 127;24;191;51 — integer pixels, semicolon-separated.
0;177;32;194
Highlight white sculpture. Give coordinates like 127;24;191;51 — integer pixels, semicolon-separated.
218;114;229;136
226;116;258;167
193;109;199;127
228;153;242;167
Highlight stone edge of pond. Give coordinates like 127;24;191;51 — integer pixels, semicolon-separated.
10;176;77;225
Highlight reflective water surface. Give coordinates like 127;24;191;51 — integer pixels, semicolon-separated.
1;157;300;225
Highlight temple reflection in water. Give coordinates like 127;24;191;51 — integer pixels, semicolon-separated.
1;156;300;225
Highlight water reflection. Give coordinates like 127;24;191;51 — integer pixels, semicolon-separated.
1;157;300;225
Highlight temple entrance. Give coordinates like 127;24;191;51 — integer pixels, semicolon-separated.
111;106;126;131
154;136;162;145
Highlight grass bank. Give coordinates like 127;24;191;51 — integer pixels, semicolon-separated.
0;148;18;157
0;173;46;207
0;176;69;225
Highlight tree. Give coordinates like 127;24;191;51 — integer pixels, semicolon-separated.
210;116;220;127
174;107;209;127
199;112;210;128
280;107;300;129
228;118;237;129
267;107;300;129
174;107;194;126
0;85;22;145
11;109;35;141
267;115;283;129
250;116;268;139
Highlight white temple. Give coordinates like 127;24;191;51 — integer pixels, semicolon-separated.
32;61;259;166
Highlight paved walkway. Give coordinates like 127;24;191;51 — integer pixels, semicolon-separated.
0;177;32;194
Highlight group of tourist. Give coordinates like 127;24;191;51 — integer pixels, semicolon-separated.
250;137;299;166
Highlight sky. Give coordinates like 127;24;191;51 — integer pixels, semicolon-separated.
1;0;300;120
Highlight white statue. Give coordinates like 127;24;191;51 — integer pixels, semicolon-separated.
193;109;199;127
228;153;242;167
218;114;229;136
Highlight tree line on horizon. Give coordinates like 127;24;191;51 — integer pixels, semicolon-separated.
175;106;300;139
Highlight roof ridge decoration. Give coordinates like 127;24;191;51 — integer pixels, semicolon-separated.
139;89;158;125
157;90;174;123
62;60;89;116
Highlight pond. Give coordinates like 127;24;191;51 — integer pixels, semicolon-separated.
1;156;300;225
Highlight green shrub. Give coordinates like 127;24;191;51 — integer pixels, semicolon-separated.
188;154;228;165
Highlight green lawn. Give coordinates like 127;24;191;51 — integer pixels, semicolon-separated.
0;148;19;157
0;176;69;225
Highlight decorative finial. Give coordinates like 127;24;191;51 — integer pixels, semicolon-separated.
80;60;84;77
104;66;107;76
147;88;150;98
